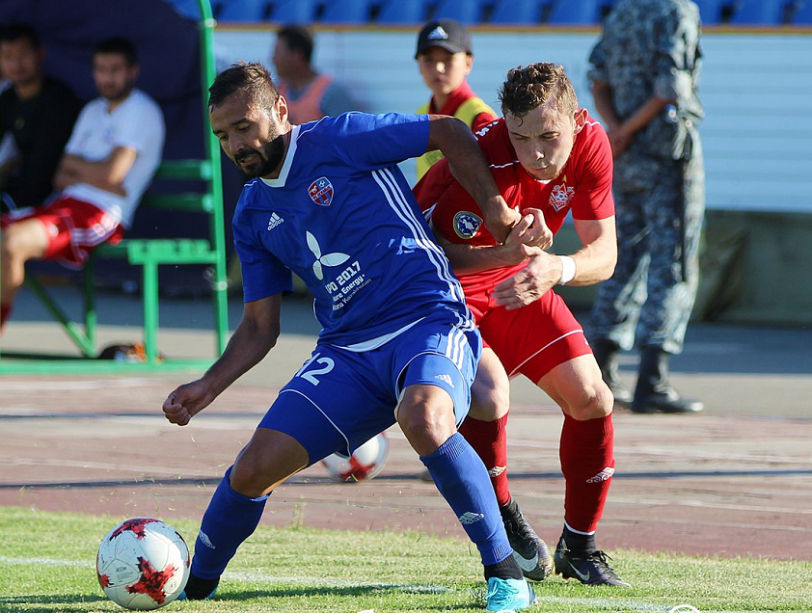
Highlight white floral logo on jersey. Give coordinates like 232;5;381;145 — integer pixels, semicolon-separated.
550;184;574;212
308;177;334;206
453;211;483;239
306;231;350;280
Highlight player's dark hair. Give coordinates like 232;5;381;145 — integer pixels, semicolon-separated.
209;62;280;116
0;23;41;49
94;37;138;66
499;63;578;119
276;25;314;64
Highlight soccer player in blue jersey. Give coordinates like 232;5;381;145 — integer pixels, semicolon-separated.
161;63;536;611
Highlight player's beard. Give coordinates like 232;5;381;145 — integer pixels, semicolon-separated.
234;134;285;179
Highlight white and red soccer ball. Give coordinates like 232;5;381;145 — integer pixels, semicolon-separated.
97;518;190;610
321;432;389;482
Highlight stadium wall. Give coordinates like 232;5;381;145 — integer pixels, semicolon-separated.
215;26;812;324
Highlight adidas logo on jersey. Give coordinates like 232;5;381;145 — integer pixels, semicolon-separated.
435;373;454;388
267;212;284;231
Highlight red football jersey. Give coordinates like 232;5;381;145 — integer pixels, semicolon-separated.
415;114;614;300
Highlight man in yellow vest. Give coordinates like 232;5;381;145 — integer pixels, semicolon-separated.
415;19;497;180
272;24;355;125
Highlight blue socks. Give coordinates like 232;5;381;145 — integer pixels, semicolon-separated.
421;433;513;566
190;467;268;580
191;435;513;579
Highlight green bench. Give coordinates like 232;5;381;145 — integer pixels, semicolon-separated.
19;159;229;368
0;0;227;373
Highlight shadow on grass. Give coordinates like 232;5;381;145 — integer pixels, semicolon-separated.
0;594;108;612
220;587;478;610
0;586;479;611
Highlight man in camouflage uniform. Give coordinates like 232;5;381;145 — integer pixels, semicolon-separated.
587;0;705;414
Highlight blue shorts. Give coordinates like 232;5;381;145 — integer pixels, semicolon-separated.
258;315;481;464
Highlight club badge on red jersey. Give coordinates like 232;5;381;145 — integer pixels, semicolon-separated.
550;183;574;212
453;211;483;239
308;177;334;206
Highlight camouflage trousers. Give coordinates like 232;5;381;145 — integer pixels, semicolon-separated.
589;145;705;354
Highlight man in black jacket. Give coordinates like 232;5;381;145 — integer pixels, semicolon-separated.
0;23;82;212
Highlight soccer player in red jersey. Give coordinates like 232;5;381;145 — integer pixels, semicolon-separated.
415;62;628;587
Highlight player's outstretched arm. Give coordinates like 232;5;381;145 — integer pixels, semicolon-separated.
162;295;282;426
425;115;518;243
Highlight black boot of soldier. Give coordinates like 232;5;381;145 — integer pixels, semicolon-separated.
592;339;633;406
631;346;704;414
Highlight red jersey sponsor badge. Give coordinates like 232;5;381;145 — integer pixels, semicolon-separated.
453;211;483;239
308;177;334;206
550;184;574;212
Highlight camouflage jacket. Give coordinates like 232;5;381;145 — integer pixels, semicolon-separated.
588;0;703;159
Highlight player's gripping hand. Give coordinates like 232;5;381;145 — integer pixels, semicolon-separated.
492;251;560;310
162;380;216;426
512;208;553;250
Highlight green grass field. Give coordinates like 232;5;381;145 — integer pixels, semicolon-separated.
1;507;810;613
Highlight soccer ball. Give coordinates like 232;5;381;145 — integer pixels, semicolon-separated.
321;432;389;482
96;518;190;610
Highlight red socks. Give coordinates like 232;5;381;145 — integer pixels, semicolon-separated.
0;303;10;332
559;413;615;533
458;411;615;533
458;413;511;507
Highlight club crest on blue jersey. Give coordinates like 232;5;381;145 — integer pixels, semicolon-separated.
550;184;574;212
453;211;483;239
308;177;334;206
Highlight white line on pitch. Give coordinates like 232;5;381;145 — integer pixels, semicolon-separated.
0;378;155;391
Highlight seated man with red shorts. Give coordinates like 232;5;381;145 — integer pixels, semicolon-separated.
415;62;627;586
0;37;164;331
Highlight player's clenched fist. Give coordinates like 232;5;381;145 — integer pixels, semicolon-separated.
162;380;215;426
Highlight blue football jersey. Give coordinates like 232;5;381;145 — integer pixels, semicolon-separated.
233;112;472;347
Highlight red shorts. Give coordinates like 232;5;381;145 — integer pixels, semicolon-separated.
0;196;124;267
470;289;593;383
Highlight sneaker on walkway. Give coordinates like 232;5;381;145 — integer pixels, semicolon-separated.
553;537;629;587
177;571;219;600
484;576;536;612
500;499;553;581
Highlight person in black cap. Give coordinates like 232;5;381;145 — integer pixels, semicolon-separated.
414;18;496;180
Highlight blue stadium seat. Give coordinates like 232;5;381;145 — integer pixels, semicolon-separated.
268;0;317;22
164;0;202;20
215;0;270;22
547;0;603;24
693;0;729;24
490;0;547;24
377;0;429;24
431;0;486;24
792;0;812;24
729;0;788;24
321;0;372;24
